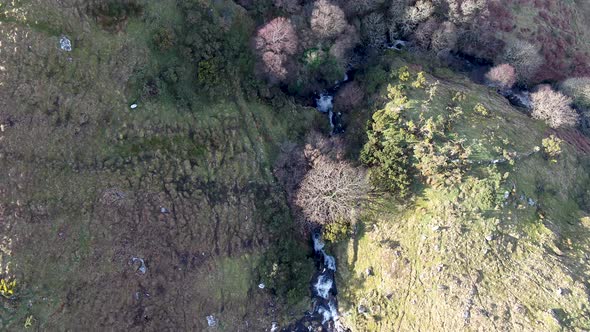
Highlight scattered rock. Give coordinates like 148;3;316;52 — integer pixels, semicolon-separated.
557;288;570;296
270;322;279;332
432;225;441;231
160;207;169;214
130;103;138;109
206;315;217;327
357;305;368;314
131;257;147;274
365;267;374;276
59;36;72;51
258;283;265;289
485;234;494;241
438;284;448;291
463;310;470;322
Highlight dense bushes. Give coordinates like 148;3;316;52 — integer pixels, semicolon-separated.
361;100;415;196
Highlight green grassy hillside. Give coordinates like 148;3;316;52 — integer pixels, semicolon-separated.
335;53;590;331
0;1;316;330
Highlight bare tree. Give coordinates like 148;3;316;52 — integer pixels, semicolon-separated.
430;21;458;52
334;81;364;111
255;17;298;55
311;0;347;40
255;17;298;81
413;17;438;49
261;51;288;80
340;0;386;16
273;0;301;14
560;77;590;107
295;156;369;226
501;39;544;83
329;24;360;65
362;12;387;48
531;85;579;128
485;64;516;89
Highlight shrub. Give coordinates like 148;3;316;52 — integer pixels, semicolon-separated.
152;27;175;51
473;103;489;116
542;135;563;161
531;86;579;128
294;156;368;226
560;77;590;108
311;0;347;40
501;39;543;83
485;64;516;89
414;140;470;187
412;72;427;89
398;66;411;81
0;278;16;298
322;218;353;243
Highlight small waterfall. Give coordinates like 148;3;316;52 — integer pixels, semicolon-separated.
316;93;335;132
284;233;346;331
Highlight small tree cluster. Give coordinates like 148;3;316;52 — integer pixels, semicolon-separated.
485;64;516;89
531;86;579;128
255;17;298;81
361;102;414;196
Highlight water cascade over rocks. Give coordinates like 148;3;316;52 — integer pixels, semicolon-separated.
285;233;347;331
315;72;351;134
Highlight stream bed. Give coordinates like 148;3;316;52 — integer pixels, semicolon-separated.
284;233;346;332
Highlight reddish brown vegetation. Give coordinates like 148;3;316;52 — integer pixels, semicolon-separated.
334;81;365;111
255;17;298;81
486;64;517;89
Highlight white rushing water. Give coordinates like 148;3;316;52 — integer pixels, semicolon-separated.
314;274;334;299
316;93;335;131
